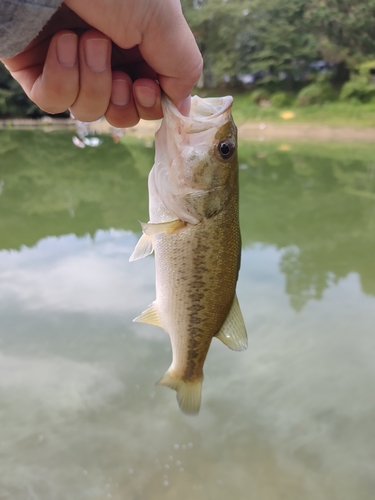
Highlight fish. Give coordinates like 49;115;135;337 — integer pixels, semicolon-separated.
129;95;247;415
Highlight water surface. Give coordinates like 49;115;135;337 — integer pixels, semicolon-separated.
0;130;375;499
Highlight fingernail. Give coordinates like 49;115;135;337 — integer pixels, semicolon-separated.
111;79;130;107
84;38;109;73
57;33;78;68
178;96;191;116
134;86;157;108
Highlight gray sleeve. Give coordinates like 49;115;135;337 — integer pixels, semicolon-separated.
0;0;64;58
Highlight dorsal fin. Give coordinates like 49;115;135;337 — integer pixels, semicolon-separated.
215;295;247;351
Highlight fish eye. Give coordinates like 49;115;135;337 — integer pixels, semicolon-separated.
218;140;235;160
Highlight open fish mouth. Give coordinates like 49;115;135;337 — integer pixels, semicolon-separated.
189;95;234;119
162;95;234;134
152;94;238;224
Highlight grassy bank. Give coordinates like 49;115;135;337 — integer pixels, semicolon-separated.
230;92;375;128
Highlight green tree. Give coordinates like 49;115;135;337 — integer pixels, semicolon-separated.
182;0;319;88
182;0;254;86
182;0;375;89
0;63;45;118
247;0;318;86
304;0;375;68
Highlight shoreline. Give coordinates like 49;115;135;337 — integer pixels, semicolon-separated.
1;117;375;142
237;122;375;142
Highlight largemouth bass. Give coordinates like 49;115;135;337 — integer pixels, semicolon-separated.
130;95;247;415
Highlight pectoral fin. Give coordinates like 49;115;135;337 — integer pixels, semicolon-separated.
129;232;154;262
133;301;162;328
141;219;185;236
215;295;247;351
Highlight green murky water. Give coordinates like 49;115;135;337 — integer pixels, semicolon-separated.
0;130;375;499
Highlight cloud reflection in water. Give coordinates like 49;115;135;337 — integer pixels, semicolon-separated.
0;230;374;499
0;230;154;315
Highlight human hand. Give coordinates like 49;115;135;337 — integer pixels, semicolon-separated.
0;0;203;127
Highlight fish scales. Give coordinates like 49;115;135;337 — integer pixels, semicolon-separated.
155;197;240;382
130;95;247;415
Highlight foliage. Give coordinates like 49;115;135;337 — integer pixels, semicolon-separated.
296;82;336;106
303;0;375;67
182;0;319;88
340;77;375;103
245;0;317;84
339;60;375;103
230;91;375;126
270;91;292;107
3;1;375;116
358;60;375;78
181;0;375;92
181;0;253;86
250;88;270;104
0;63;44;118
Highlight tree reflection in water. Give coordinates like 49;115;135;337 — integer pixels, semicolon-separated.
1;130;375;309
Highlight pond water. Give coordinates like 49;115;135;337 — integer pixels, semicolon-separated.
0;130;375;499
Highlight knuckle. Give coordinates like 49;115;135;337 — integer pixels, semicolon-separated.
190;56;204;85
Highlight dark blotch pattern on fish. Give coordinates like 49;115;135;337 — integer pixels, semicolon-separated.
178;198;240;382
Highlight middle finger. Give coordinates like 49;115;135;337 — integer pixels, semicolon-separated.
70;30;112;122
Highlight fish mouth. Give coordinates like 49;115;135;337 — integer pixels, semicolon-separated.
162;95;233;133
189;96;233;120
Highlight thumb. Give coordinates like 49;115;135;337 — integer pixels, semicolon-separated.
139;0;203;112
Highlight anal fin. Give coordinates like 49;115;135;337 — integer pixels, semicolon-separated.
215;295;247;351
133;301;162;328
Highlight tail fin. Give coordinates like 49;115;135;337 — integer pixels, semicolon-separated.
156;370;202;415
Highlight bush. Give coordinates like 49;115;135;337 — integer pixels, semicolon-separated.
250;88;270;104
270;91;291;108
296;82;336;106
340;77;375;103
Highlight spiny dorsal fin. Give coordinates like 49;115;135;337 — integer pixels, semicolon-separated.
129;232;154;262
215;294;247;351
157;370;202;415
141;219;185;236
133;301;162;328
